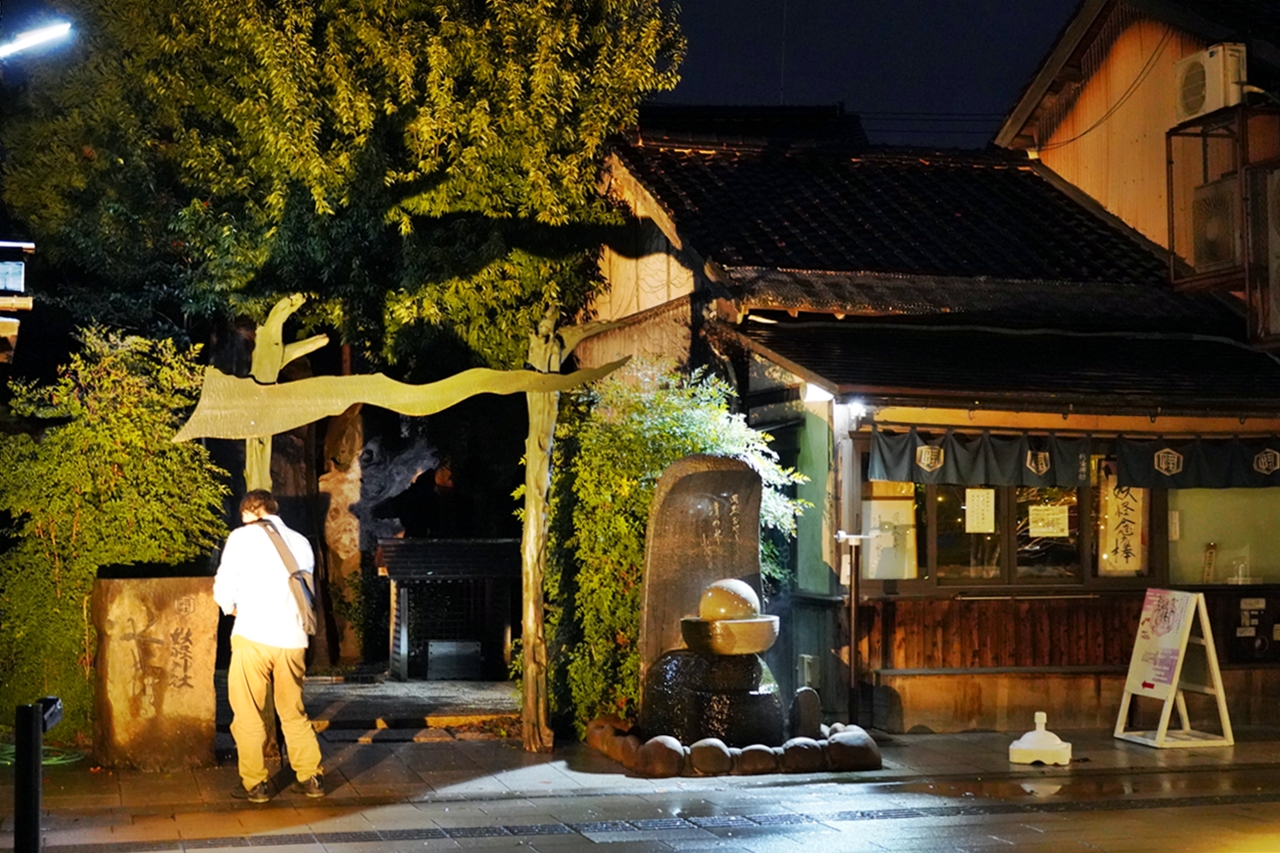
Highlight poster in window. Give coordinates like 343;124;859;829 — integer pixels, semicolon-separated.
964;488;995;533
1029;505;1070;537
1098;468;1147;575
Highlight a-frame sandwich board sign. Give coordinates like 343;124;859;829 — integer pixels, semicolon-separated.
1115;589;1233;748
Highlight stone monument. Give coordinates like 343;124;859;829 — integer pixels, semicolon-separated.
637;456;785;746
637;455;763;695
92;577;218;770
589;455;884;776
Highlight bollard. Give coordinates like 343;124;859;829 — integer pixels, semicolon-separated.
14;697;62;853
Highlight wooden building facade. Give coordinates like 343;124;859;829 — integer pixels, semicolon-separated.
582;95;1280;732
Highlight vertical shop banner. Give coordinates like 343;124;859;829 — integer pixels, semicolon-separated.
1097;466;1146;575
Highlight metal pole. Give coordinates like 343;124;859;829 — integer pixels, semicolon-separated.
14;703;42;853
848;541;860;728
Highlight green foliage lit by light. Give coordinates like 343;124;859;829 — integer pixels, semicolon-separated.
0;330;228;743
2;0;684;360
542;363;808;736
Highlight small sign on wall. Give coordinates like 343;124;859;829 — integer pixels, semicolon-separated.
964;488;995;533
1028;505;1070;537
0;261;24;293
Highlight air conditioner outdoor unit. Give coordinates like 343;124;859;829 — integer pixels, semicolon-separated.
1174;43;1246;124
1191;175;1240;272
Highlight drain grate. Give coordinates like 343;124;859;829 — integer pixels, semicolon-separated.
41;789;1280;853
687;815;757;828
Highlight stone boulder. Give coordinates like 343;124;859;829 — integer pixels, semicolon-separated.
736;743;780;775
826;727;883;771
635;735;685;778
780;736;826;773
789;687;823;739
689;738;733;775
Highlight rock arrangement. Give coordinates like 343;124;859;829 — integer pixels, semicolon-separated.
585;717;882;778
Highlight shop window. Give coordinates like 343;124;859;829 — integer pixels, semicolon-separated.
932;485;1001;580
1167;488;1280;585
1015;486;1081;580
908;480;1095;585
861;480;921;580
861;452;1162;590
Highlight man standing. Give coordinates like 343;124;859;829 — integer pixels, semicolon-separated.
213;490;324;803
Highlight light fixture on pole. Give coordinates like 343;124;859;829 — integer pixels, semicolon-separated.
0;21;72;59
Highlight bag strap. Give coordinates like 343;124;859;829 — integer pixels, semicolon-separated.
255;519;314;596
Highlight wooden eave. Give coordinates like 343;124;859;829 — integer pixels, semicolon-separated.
602;150;734;295
600;151;684;251
995;0;1114;149
710;320;1280;431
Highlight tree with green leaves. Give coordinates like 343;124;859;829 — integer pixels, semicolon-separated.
0;330;228;742
2;0;683;362
543;363;808;736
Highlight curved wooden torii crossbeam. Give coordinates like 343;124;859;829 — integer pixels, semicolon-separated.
172;359;624;443
173;295;626;752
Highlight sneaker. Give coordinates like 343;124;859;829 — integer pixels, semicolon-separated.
232;781;270;804
291;775;325;798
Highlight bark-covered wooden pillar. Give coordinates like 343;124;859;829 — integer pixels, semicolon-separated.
520;314;618;753
244;295;328;491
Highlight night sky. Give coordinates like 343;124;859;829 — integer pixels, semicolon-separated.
2;0;1082;148
662;0;1081;147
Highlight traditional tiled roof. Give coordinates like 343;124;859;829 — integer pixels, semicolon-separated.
614;146;1164;284
635;104;869;151
735;319;1280;413
725;268;1238;334
613;143;1238;331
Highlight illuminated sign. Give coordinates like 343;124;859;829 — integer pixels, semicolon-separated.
0;262;24;293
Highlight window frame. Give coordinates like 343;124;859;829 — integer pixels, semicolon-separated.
858;452;1168;597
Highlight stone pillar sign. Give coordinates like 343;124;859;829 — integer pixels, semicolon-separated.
637;456;763;694
92;577;218;770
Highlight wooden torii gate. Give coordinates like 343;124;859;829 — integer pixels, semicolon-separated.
175;295;622;751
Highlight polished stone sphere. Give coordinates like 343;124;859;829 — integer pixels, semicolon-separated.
697;578;760;620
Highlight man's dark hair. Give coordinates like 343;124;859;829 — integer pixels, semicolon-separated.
240;490;279;517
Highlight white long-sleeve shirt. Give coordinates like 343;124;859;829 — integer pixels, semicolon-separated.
213;514;315;649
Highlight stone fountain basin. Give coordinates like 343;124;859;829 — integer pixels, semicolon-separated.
680;615;779;655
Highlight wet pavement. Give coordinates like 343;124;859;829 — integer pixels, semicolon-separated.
2;680;1280;852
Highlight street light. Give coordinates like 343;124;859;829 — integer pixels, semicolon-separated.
0;21;72;59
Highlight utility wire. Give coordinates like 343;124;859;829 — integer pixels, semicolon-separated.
1037;29;1173;152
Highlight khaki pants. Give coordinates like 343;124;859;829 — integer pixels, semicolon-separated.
228;635;322;787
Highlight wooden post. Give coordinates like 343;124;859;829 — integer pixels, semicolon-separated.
520;387;558;752
519;313;621;752
243;295;329;491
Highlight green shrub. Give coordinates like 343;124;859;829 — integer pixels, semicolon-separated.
0;330;228;743
545;362;807;736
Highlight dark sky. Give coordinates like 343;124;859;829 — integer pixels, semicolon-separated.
2;0;1082;148
662;0;1082;147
